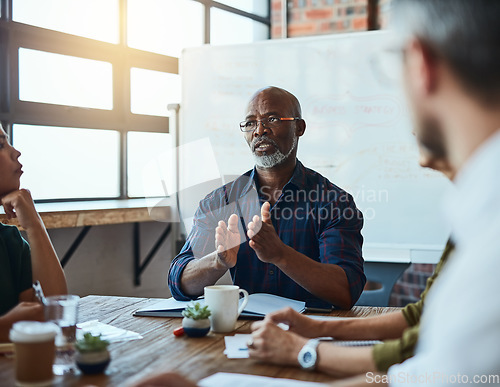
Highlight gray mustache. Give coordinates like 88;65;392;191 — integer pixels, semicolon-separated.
251;136;279;152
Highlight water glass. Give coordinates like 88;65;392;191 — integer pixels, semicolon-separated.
44;295;80;375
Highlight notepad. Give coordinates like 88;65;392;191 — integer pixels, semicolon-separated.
224;334;252;358
133;293;305;319
332;340;383;347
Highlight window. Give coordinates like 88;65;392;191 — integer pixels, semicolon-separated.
14;125;120;200
216;0;269;18
127;0;204;57
127;131;173;198
19;49;113;110
211;8;269;45
0;0;270;201
13;0;120;43
130;68;181;117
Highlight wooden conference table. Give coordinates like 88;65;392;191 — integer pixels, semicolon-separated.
0;296;400;386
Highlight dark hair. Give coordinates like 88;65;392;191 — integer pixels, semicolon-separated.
392;0;500;106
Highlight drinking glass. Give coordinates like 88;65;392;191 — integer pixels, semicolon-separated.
44;295;80;375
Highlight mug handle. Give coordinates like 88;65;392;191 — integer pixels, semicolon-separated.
237;289;249;317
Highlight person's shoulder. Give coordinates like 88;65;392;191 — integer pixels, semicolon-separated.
301;164;353;199
0;223;23;239
0;223;27;252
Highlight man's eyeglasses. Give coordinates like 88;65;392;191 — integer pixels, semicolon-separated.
239;116;301;132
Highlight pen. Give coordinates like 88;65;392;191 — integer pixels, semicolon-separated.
32;281;46;305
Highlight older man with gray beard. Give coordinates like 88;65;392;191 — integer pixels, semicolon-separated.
168;86;365;309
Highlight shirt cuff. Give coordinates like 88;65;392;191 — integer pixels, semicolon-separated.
372;340;406;372
168;257;196;301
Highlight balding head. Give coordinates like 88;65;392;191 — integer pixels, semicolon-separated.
247;87;302;119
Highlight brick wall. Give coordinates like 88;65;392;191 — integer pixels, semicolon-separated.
271;0;370;39
389;263;436;307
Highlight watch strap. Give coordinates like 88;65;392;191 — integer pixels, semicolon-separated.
298;339;321;371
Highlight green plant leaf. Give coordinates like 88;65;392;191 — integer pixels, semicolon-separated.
75;332;110;353
181;302;211;320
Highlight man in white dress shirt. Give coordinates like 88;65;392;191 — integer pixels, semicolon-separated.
385;0;500;385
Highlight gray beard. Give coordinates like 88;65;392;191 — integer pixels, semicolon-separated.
253;136;298;169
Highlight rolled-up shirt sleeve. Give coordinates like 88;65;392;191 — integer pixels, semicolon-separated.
168;199;218;301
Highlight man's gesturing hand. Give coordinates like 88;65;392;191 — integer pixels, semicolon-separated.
215;213;241;269
247;201;287;264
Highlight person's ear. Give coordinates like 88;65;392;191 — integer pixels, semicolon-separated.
405;38;439;97
295;119;306;137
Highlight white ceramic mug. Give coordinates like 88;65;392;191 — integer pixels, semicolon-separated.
204;285;249;333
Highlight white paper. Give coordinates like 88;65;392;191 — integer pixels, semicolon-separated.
77;320;143;343
306;315;356;321
199;372;326;387
223;334;251;359
332;340;383;347
242;294;305;315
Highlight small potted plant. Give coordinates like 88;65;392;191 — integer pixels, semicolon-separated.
182;302;211;337
75;333;111;374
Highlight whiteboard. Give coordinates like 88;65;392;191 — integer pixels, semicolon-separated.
179;31;451;263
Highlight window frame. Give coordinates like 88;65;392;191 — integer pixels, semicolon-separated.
196;0;271;43
0;0;270;202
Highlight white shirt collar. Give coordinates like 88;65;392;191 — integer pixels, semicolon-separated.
444;130;500;246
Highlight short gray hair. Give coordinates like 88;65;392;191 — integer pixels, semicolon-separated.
392;0;500;105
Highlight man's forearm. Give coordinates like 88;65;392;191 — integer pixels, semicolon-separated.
317;344;377;378
179;251;229;297
320;311;409;340
274;245;353;309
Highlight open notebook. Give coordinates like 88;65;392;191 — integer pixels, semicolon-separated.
133;293;305;320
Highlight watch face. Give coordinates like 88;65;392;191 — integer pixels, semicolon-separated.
298;340;318;370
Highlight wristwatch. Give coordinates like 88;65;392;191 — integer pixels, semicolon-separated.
297;339;320;371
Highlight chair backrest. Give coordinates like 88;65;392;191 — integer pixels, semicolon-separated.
355;262;410;307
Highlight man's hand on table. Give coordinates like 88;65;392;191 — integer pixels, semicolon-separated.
249;317;307;366
214;213;241;269
247;202;288;264
264;307;327;338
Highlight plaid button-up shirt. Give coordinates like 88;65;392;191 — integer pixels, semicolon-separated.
168;160;365;308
